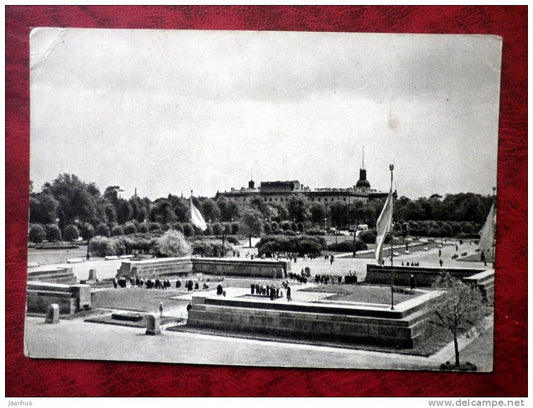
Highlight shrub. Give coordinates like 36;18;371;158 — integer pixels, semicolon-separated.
161;223;170;232
282;230;297;236
270;221;279;232
231;222;240;235
156;230;191;257
327;240;367;252
137;223;149;233
170;222;184;233
81;222;95;240
296;222;304;233
223;223;232;235
191;239;232;257
226;235;240;245
148;222;162;232
307;229;325;236
123;221;137;235
46;224;62;242
359;229;377;244
256;235;326;257
280;221;291;231
29;224;46;243
64;224;80;241
111;225;125;236
204;224;214;236
182;223;194;237
95;223;110;237
212;222;223;236
263;222;272;234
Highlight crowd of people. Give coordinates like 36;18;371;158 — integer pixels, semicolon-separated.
250;281;292;301
112;276;210;292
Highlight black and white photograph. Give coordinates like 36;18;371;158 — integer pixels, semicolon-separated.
26;28;501;371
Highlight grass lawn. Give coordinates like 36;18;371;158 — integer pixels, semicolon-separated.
300;284;422;305
92;288;195;312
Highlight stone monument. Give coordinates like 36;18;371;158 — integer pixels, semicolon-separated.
45;304;59;324
145;313;161;335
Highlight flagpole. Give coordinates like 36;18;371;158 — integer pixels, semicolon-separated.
492;186;496;268
389;164;395;310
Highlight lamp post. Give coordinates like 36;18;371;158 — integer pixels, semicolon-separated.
389;164;395;310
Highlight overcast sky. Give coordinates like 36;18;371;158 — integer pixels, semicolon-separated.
30;29;501;200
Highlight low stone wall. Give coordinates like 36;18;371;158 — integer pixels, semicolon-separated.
365;264;486;288
27;266;77;285
116;257;192;280
116;257;290;280
192;258;290;279
26;282;91;314
463;270;495;303
187;291;443;348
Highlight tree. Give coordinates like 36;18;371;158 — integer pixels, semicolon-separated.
201;198;221;222
111;225;125;236
310;202;327;225
123;221;137;235
239;209;263;248
80;222;95;241
29;193;59;224
46;224;62;242
217;197;240;222
156;230;192;257
96;223;111;237
432;273;486;368
49;174;99;227
287;195;310;223
64;224;80;241
29;224;46;243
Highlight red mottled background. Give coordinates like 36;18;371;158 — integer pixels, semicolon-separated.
5;6;527;397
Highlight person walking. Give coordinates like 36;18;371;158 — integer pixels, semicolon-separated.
159;302;163;318
286;286;292;302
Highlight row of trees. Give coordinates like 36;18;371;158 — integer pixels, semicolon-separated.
29;174;493;236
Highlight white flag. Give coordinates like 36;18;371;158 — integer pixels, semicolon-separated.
190;199;207;231
479;202;495;261
375;190;393;264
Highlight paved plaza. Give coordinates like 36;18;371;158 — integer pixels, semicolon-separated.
24;238;493;371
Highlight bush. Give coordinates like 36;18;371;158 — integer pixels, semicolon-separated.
156;230;191;257
256;235;326;257
182;223;194;237
170;222;184;233
123;221;137;235
89;236;126;257
148;222;162;232
81;222;95;240
280;221;291;231
327;240;367;252
137;223;149;233
231;222;240;235
29;224;46;243
46;224;62;242
64;225;80;241
226;235;240;245
204;224;213;236
191;239;232;257
307;229;326;236
111;225;125;236
359;229;377;244
96;223;111;238
270;221;279;232
282;230;297;236
263;222;272;234
296;222;304;233
212;222;223;236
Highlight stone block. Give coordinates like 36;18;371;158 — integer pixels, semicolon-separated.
88;269;98;281
145;313;161;335
45;304;60;324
